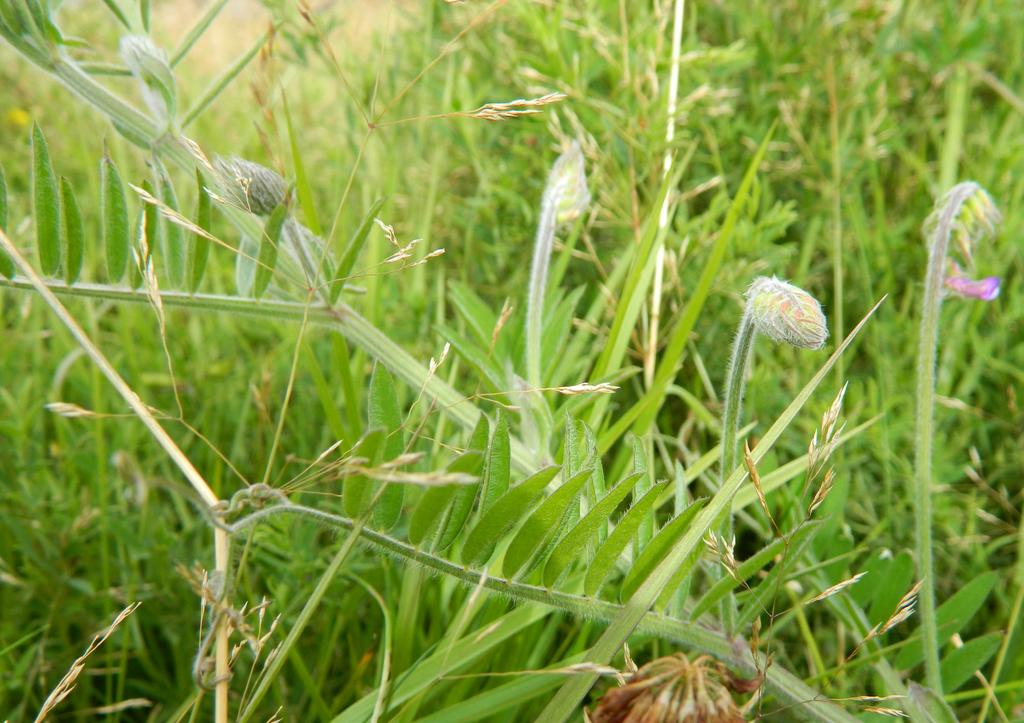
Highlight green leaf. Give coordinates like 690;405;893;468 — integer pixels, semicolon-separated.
181;29;268;128
101;156;130;282
187;168;211;293
437;416;490;550
31;124;60;276
620;499;706;603
584;482;668;597
330;197;385;303
235;233;257;296
543;472;642;588
895;571;998;670
940;633;1001;692
735;521;823;630
448;280;497;349
60;177;84;284
282;92;320;235
0;165;13;278
253;203;286;298
408;450;483;546
908;683;958;723
368;363;405;530
159;172;185;286
867;552;914;627
503;467;593;579
461;465;560;568
480;411;510;514
691;522;821;620
342;428;385;519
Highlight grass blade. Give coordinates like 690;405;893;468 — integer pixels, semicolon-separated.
0;164;12;278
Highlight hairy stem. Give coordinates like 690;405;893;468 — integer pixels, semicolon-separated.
914;185;975;695
224;502;851;720
526;188;559;389
717;313;757;635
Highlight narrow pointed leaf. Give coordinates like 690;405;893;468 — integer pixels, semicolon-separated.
584;482;668;597
368;363;405;530
60;177;84;284
895;571;998;669
101;156;129;281
437;416;490;550
253;203;286;298
235;233;257;296
187;168;211;292
343;428;386;518
480;411;510;514
461;465;560;568
503;467;593;579
409;450;483;546
330;197;385;303
691;522;821;620
940;632;1001;692
620;499;706;602
32;124;60;275
544;472;642;588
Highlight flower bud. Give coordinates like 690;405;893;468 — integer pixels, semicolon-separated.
119;35;177;126
746;276;828;350
926;181;1002;265
214;156;287;216
544;141;590;225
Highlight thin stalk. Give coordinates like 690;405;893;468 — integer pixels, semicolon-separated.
913;187;974;695
717;314;756;634
0;230;231;722
525;181;560;389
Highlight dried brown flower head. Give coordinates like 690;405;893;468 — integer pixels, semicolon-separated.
590;653;761;723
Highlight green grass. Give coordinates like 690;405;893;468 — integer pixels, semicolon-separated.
1;1;1023;721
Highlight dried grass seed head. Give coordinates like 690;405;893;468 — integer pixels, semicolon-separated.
746;276;828;350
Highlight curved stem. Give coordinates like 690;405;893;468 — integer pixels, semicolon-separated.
718;312;757;635
224;502;854;720
526;190;559;389
914;185;973;695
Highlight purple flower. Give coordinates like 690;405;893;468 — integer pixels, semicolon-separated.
944;274;1001;301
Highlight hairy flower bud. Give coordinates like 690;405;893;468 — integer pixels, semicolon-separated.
214;156;287;216
119;35;177;127
745;276;828;350
545;141;590;225
926;181;1002;265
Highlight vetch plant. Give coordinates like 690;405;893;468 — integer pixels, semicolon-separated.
913;181;1002;695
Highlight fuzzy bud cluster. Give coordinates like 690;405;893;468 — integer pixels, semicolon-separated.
213;157;287;216
119;35;177;127
544;141;590;225
745;276;828;350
